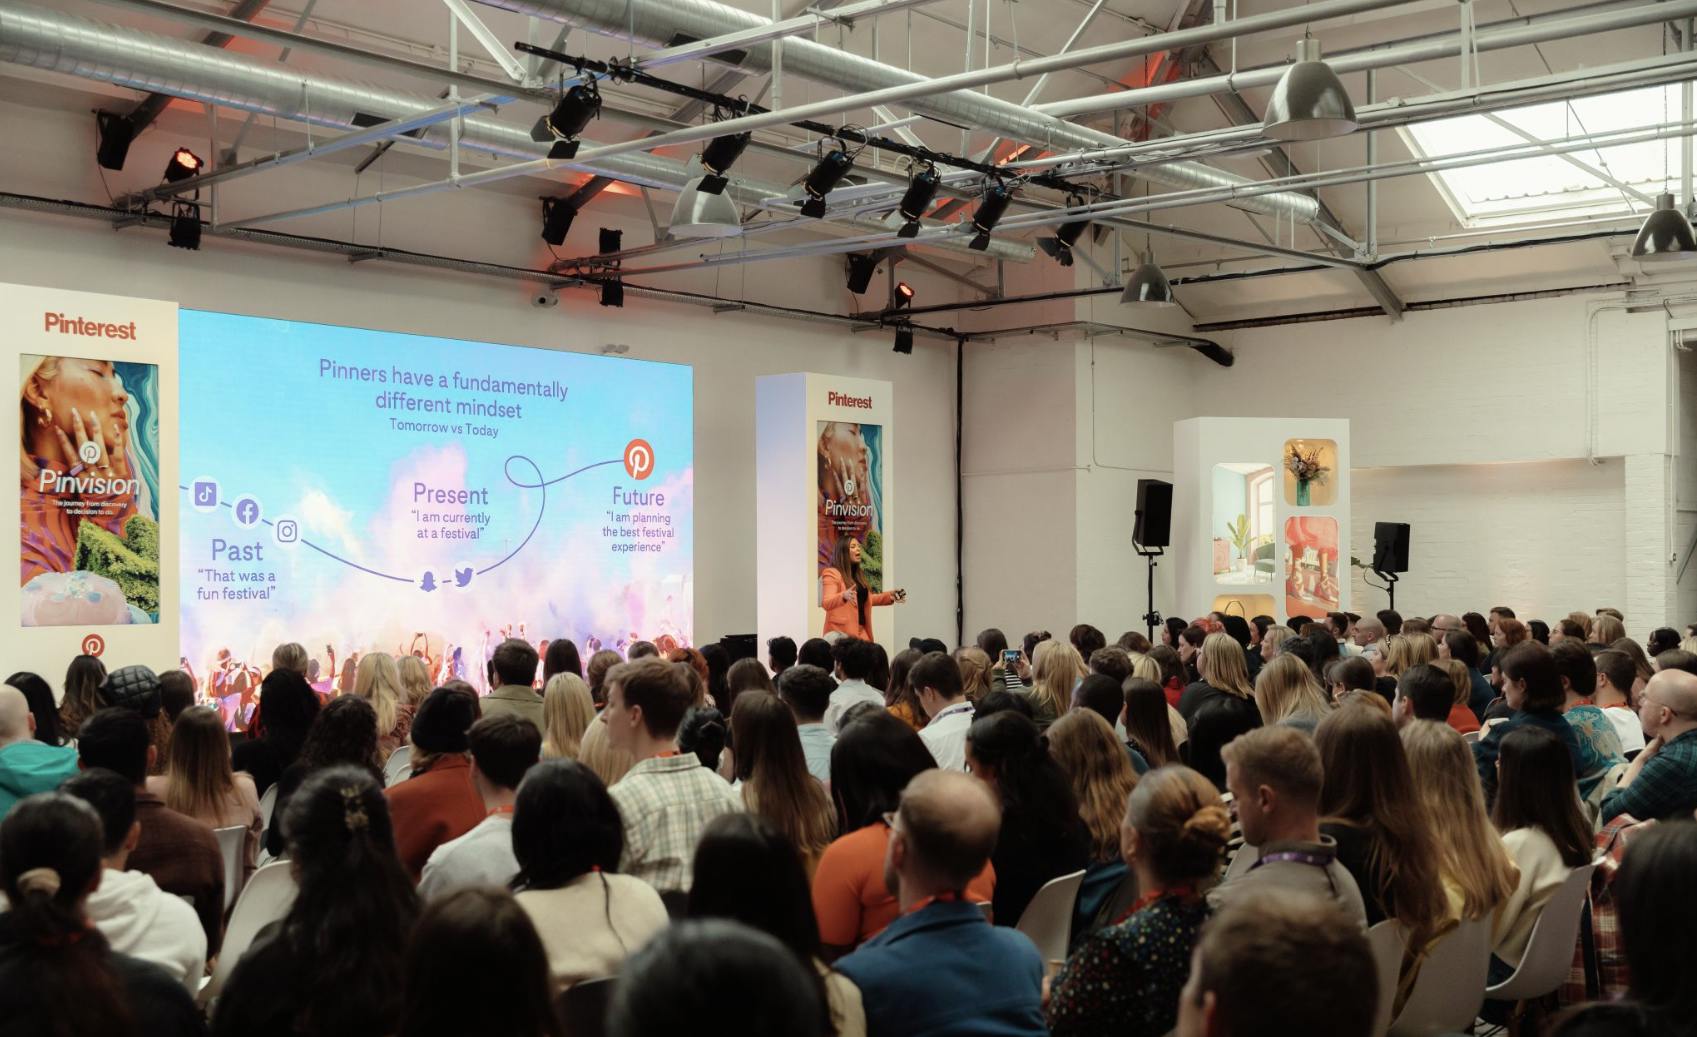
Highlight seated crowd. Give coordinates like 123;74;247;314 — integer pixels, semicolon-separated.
2;608;1697;1036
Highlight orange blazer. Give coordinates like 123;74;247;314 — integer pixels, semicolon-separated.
819;567;895;641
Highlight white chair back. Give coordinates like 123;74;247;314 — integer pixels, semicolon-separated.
1484;862;1597;1002
200;859;298;1005
384;745;414;787
213;825;246;913
1387;916;1492;1036
1014;869;1086;965
1462;730;1481;744
257;784;277;831
1367;920;1406;1037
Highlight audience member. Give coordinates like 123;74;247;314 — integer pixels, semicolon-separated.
1328;655;1379;702
396;655;432;709
0;791;206;1037
882;647;927;728
1124;678;1181;768
1302;627;1342;686
967;710;1090;926
1213;727;1366;923
1552;641;1627;799
1490;725;1593;981
1178;634;1262;788
146;705;262;873
1392;663;1462;730
1601;669;1697;823
1594;649;1646;753
1070;623;1107;663
813;711;993;954
1490;619;1532;686
4;672;64;748
1611;637;1655;695
158;670;195;724
626;640;659;660
1315;703;1449;936
836;770;1047;1037
62;768;207;988
1592;614;1627;647
386;687;484;881
1473;641;1584;805
726;656;775;715
1646;628;1682;659
1655;648;1697;676
1026;640;1083;731
214;766;418;1037
1352;616;1386;657
610;919;832;1037
419;714;539;898
540;672;594;759
1252;653;1328;733
1049;710;1139;941
677;706;728;772
798;637;834;671
1439;629;1494;719
231;668;319;798
778;664;837;784
0;685;77;820
1088;646;1134;687
57;653;106;742
1529;619;1552;645
397;888;561;1037
1402;617;1433;636
1432;660;1483;734
689;813;866;1037
481;638;543;730
910;651;974;772
825;639;886;733
1613;820;1697;1028
511;759;668;989
76;708;224;953
1150;644;1189;704
1175;893;1378;1037
602;658;742;893
1048;765;1228;1037
768;636;799;678
99;665;172;776
1118;630;1153;654
264;695;383;858
1179;625;1207;683
1400;721;1515;924
702;643;733;711
585;648;622;706
731;691;836;870
353;652;413;759
577;659;636;789
1163;617;1189;648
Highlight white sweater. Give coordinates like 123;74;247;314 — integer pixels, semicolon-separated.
1495;827;1573;967
86;867;207;989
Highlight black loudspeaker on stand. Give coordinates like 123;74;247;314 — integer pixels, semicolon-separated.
1133;480;1173;642
1367;521;1411;611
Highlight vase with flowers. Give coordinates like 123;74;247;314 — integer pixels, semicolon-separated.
1285;443;1330;506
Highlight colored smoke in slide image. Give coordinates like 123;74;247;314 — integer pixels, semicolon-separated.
1211;462;1275;585
178;311;692;729
19;354;162;627
1285;517;1340;620
817;421;884;592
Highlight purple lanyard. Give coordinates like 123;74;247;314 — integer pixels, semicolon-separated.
1248;850;1333;871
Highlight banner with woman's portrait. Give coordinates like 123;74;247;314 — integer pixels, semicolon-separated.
817;420;885;594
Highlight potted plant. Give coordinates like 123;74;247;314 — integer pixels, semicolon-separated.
1225;514;1253;574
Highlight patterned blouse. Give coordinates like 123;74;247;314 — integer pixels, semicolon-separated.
1565;704;1626;799
1046;891;1211;1037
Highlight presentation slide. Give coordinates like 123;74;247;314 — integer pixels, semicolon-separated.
178;312;692;727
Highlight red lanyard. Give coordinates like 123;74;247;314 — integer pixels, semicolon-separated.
1124;884;1198;918
488;804;515;817
904;890;964;915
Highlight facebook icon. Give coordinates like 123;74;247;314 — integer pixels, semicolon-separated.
232;495;262;529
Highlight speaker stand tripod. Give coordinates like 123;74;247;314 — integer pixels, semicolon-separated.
1135;540;1164;643
1366;567;1398;612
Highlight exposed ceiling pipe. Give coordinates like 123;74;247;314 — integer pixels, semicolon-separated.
0;0;1031;261
1034;0;1697;119
465;0;1393;222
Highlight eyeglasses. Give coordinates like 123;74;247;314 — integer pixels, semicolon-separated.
882;810;903;833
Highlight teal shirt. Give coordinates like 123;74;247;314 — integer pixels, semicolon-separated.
0;741;80;821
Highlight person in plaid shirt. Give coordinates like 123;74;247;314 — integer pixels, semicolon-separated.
601;657;742;893
1599;670;1697;825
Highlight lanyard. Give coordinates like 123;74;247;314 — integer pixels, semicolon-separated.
1125;885;1198;917
931;703;974;723
1249;850;1333;871
488;804;515;818
904;890;965;916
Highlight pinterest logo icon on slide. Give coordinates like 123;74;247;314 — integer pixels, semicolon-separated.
624;439;655;480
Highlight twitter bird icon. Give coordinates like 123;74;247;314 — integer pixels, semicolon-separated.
453;568;473;588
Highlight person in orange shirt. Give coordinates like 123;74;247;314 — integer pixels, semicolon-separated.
819;536;906;641
811;711;993;958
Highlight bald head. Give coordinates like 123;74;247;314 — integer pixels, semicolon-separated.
0;686;33;743
1353;617;1385;647
894;770;1001;893
1645;669;1697;738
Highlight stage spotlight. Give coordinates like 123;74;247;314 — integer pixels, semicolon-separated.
968;182;1013;251
892;281;915;310
600;279;624;307
96;112;136;172
895;163;940;239
167;202;201;250
800;146;854;218
163;147;204;184
846;253;878;295
699;131;751;195
531;81;602;159
540;197;577;247
892;324;913;354
1037;218;1091;267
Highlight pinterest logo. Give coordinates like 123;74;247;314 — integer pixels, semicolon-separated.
624;439;654;480
81;633;106;657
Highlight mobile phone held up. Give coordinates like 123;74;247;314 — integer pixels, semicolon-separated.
1003;649;1022;670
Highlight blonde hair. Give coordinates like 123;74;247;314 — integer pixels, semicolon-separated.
1031;641;1086;720
352;653;404;738
271;642;309;675
954;647;993;702
1126;765;1231;884
1436;659;1472;707
1199;633;1255;700
395;655;432;707
1381;634;1437;678
541;673;595;759
1336;689;1393;717
162;706;237;821
1128;653;1161;684
1591;614;1625;645
1399;720;1517;921
1254;653;1330;725
1262;626;1295;655
1050;710;1138;862
578;714;634;786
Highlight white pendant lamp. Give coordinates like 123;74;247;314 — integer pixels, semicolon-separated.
1629;193;1697;262
668;177;743;238
1263;38;1358;142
